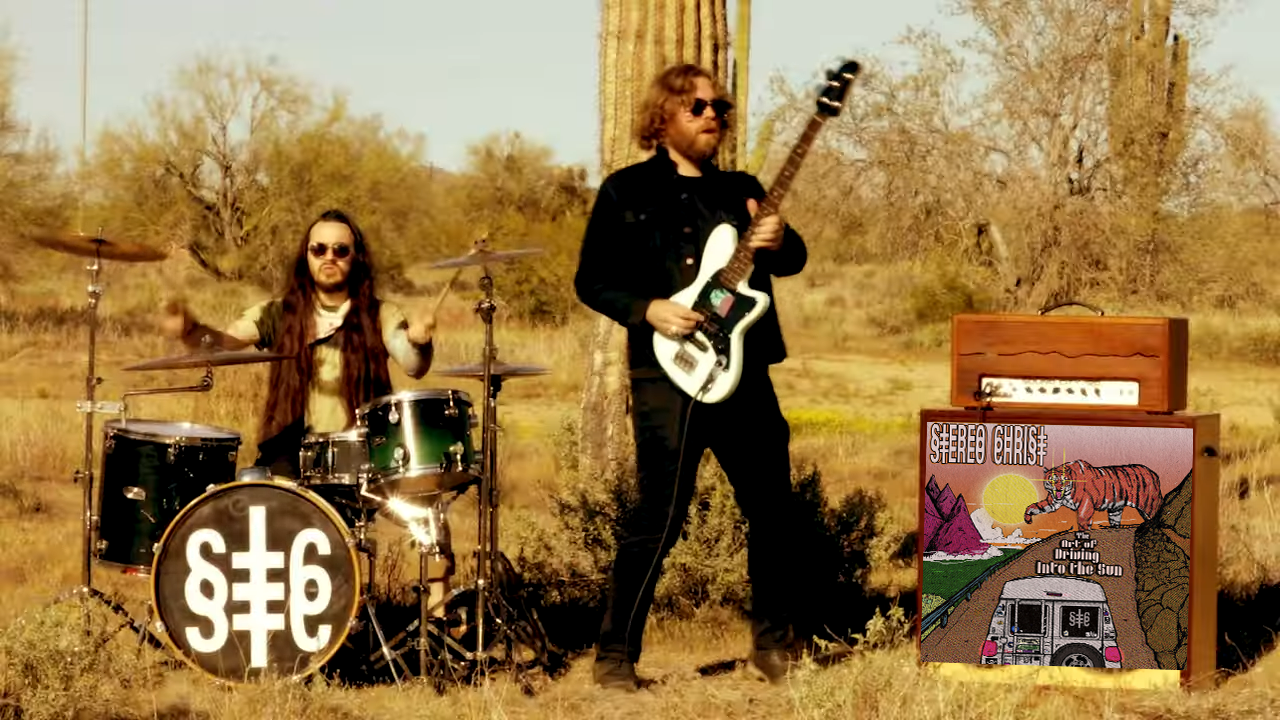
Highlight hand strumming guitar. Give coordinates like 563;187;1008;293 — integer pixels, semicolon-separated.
645;299;703;338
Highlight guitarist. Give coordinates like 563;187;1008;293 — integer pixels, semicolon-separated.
574;63;807;690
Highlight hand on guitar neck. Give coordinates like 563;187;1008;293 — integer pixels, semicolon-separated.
743;198;784;252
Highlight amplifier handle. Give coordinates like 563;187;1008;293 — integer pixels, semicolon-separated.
1037;300;1105;316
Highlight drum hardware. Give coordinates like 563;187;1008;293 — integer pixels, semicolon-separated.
349;514;409;688
113;365;215;419
28;226;177;649
425;237;559;667
50;585;169;653
409;501;453;675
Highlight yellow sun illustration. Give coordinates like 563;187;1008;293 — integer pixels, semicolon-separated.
981;473;1041;525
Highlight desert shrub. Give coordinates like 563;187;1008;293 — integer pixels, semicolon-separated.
865;255;1001;337
513;430;906;654
0;601;160;720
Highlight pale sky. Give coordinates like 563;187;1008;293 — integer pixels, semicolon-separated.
1;0;1276;182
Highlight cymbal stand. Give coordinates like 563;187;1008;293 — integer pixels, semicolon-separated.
466;268;562;678
474;268;498;657
56;236;165;651
116;365;215;421
72;241;105;591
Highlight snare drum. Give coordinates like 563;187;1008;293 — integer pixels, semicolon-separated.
356;389;478;498
299;427;376;528
96;419;240;574
150;479;360;682
299;427;369;488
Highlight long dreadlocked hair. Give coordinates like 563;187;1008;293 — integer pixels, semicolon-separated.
258;209;392;445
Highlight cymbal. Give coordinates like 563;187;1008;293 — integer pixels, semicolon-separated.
434;361;549;379
123;349;293;371
26;230;168;262
429;247;544;269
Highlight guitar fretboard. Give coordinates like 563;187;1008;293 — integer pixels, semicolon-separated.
717;112;829;288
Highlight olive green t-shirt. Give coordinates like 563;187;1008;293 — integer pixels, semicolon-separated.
225;298;431;434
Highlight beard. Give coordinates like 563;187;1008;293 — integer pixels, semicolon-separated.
313;271;348;294
668;125;720;163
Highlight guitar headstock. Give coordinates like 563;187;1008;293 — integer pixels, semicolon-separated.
816;59;861;117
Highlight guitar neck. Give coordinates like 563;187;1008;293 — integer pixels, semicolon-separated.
718;112;829;287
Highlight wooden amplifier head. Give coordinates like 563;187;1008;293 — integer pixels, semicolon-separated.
951;313;1188;412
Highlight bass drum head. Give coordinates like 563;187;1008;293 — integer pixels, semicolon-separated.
150;480;360;683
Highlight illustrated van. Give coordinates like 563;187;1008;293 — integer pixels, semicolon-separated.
980;576;1123;668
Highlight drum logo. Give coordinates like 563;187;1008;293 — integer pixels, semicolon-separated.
181;505;335;668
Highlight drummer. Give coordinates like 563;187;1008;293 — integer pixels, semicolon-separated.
159;208;439;478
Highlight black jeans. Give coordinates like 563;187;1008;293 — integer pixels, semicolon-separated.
596;365;796;664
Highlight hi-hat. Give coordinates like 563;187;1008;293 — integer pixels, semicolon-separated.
123;349;293;371
26;230;168;262
434;361;549;379
429;247;543;269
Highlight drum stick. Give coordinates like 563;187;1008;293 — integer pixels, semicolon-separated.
431;267;463;317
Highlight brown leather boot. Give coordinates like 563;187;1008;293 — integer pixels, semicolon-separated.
593;657;640;691
751;648;795;683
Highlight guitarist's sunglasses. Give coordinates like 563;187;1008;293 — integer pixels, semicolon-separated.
689;97;733;119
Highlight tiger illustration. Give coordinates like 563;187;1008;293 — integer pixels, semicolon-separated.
1023;459;1164;530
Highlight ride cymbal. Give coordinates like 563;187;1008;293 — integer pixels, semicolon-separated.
429;247;544;269
26;230;168;262
434;361;549;379
123;349;293;371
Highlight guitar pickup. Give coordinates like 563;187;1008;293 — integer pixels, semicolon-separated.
673;349;696;373
685;334;709;352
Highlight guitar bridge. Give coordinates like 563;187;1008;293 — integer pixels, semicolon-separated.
673;348;696;374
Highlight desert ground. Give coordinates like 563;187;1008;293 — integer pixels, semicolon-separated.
0;252;1277;720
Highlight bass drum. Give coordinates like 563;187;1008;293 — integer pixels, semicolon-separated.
150;479;360;682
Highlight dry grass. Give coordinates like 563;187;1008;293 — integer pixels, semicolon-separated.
0;256;1277;718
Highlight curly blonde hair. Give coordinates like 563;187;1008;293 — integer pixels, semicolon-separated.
634;63;733;151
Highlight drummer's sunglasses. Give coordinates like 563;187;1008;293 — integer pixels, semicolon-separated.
309;243;352;259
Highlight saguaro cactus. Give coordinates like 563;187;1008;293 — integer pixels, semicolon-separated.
729;0;750;170
581;0;732;484
1106;0;1188;288
598;0;731;175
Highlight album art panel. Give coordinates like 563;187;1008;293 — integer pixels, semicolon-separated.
918;420;1194;674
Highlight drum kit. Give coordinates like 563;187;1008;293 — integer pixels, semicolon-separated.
30;228;563;688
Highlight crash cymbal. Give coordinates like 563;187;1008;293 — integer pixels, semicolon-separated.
429;247;544;269
26;230;168;262
123;349;293;371
434;361;549;379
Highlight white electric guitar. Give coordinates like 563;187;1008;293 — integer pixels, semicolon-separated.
653;59;861;402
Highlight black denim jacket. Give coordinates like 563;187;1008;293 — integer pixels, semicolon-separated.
573;146;807;373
